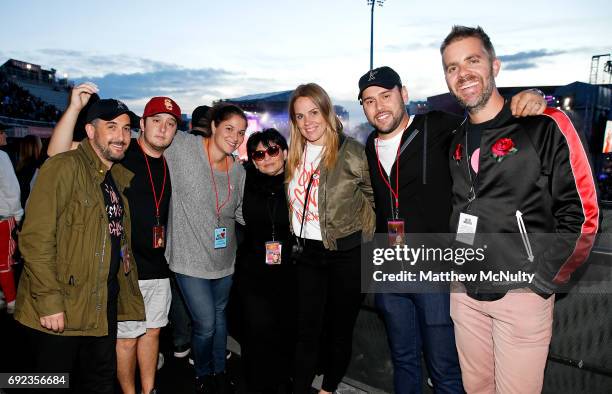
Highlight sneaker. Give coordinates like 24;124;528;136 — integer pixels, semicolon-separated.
195;375;215;394
214;371;234;394
6;300;15;314
157;352;165;371
174;343;191;358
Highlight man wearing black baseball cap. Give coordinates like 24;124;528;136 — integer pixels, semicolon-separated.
47;92;182;394
15;96;144;394
359;65;547;394
84;98;139;164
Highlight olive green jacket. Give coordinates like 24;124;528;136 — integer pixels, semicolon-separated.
289;134;376;251
15;140;145;336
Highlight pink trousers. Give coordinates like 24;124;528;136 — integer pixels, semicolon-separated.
450;288;554;394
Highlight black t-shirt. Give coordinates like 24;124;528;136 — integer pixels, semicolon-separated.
122;139;171;279
100;171;124;318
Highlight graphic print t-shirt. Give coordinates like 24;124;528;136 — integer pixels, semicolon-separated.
100;171;124;307
289;143;323;240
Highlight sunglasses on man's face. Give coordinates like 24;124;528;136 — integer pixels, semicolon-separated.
252;145;281;161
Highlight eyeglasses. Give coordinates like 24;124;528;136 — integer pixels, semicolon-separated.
252;145;281;161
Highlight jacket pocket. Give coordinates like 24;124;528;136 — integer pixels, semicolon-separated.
61;281;95;330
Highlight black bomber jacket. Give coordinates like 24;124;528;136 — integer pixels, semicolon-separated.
449;103;599;297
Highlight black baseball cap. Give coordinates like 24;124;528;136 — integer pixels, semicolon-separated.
191;105;211;128
358;66;402;100
85;98;140;126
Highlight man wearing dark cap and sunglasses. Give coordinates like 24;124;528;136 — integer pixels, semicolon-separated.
47;91;182;394
15;98;145;394
358;65;547;394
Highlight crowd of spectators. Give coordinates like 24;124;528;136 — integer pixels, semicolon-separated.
597;155;612;202
0;72;62;122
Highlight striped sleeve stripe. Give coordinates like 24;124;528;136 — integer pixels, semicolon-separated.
543;108;599;283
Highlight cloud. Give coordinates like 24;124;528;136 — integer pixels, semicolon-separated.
498;49;566;62
0;48;285;111
81;67;237;100
503;62;538;71
498;49;566;70
385;41;439;52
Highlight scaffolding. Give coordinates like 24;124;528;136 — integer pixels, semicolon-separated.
590;54;612;84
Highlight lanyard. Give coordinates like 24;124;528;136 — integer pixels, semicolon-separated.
137;139;167;223
206;140;231;225
375;139;400;219
266;193;278;241
300;145;320;219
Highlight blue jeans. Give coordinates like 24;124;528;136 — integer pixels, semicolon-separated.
175;273;232;377
375;292;464;394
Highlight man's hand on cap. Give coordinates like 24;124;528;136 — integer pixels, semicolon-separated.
69;82;99;112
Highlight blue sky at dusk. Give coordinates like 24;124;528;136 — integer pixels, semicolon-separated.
2;0;610;126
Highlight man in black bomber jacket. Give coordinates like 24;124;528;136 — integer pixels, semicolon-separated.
359;65;547;394
441;25;599;394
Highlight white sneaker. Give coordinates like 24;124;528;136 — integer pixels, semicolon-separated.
157;352;164;370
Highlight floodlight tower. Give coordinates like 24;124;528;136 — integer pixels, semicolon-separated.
367;0;386;70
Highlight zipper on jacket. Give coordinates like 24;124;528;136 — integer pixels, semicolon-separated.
516;210;534;262
386;173;397;219
94;224;107;330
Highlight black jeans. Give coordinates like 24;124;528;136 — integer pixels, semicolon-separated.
293;240;365;394
22;310;118;394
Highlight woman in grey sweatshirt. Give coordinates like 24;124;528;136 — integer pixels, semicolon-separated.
165;103;246;393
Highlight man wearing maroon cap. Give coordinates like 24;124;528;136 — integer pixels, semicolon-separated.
47;93;182;394
115;96;181;394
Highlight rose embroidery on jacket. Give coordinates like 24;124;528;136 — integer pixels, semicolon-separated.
491;138;517;162
453;143;463;163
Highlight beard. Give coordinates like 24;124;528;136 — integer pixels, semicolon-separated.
368;97;406;135
451;67;496;114
94;139;127;163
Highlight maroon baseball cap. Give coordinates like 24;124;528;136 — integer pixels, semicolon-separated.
142;97;182;122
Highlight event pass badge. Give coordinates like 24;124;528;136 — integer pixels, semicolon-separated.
265;241;282;265
214;227;228;249
388;219;405;247
153;225;165;249
456;212;478;245
121;243;132;274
